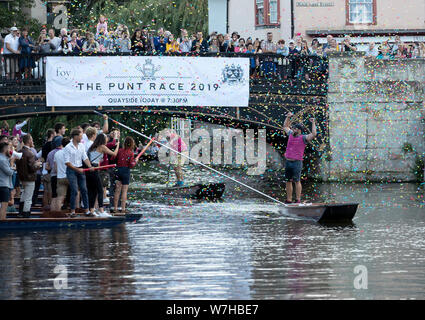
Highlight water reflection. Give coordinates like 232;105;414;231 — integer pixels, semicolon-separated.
0;227;136;299
0;165;424;299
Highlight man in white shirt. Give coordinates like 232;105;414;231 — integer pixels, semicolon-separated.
261;32;277;77
365;42;379;58
84;127;97;152
48;28;61;52
60;28;70;41
64;128;94;217
82;115;109;145
3;26;20;79
52;137;70;212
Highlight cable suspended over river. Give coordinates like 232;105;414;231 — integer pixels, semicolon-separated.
93;110;287;206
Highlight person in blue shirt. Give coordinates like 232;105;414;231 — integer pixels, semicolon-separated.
18;28;36;79
288;40;299;55
276;39;289;80
191;32;209;53
155;36;167;53
246;43;256;76
153;28;168;52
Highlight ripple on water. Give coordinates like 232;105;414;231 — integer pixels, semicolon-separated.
1;167;425;299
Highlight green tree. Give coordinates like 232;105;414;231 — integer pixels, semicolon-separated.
6;112;170;148
0;0;42;38
68;0;208;36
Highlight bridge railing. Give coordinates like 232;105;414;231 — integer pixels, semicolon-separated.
0;52;328;95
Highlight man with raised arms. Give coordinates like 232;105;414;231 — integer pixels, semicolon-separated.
282;112;317;204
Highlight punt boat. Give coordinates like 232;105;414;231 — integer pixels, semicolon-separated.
279;202;359;223
135;182;226;200
0;216;127;231
7;209;143;222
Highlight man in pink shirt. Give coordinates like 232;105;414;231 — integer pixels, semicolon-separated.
12;118;30;139
283;112;316;204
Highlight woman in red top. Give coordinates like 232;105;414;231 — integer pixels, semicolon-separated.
112;136;138;214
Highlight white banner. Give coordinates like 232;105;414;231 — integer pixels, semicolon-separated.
46;56;250;107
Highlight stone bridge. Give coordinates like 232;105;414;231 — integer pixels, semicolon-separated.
0;52;329;162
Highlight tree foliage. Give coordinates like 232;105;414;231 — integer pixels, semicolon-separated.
0;0;42;37
68;0;208;36
6;112;170;148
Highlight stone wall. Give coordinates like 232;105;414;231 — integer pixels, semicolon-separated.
321;52;425;182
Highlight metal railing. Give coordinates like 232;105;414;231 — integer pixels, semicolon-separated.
0;52;328;95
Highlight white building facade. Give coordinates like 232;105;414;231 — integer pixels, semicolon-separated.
208;0;292;41
209;0;425;45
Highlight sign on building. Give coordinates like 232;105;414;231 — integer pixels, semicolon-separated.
46;56;250;107
47;1;68;30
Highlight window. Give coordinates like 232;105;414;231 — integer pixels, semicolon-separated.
255;0;280;26
269;0;278;24
256;0;265;25
347;0;376;25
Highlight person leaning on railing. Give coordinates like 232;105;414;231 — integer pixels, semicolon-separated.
131;28;144;53
37;34;56;53
166;34;180;53
261;32;277;78
95;27;109;52
341;36;357;52
276;40;289;80
323;38;338;58
234;38;246;53
310;45;327;80
177;29;192;53
18;28;36;80
116;27;131;53
208;37;220;53
298;40;312;80
246;43;256;77
140;26;153;52
3;27;20;80
69;31;83;54
58;36;72;54
82;33;100;53
191;32;209;53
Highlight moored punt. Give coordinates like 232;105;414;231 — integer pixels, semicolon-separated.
0;216;126;231
279;203;359;223
134;182;226;200
7;210;143;222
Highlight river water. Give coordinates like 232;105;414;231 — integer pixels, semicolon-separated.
0;164;424;300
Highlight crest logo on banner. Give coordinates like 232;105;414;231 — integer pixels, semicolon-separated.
222;64;244;85
136;59;161;80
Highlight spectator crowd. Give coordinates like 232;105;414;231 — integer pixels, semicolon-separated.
0;116;149;220
1;14;425;81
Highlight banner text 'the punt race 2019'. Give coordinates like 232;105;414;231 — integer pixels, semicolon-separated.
46;56;250;107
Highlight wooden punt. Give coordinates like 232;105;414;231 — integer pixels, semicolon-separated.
0;216;126;231
7;210;143;222
139;182;226;200
16;183;225;205
279;202;359;223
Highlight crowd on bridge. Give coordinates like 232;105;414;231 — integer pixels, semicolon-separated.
0;115;164;220
1;14;425;82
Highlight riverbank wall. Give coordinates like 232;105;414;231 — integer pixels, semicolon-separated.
320;52;425;182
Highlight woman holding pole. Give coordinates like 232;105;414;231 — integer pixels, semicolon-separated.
86;132;120;217
112;137;138;214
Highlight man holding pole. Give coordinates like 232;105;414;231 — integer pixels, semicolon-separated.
282;112;317;204
63;128;94;217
